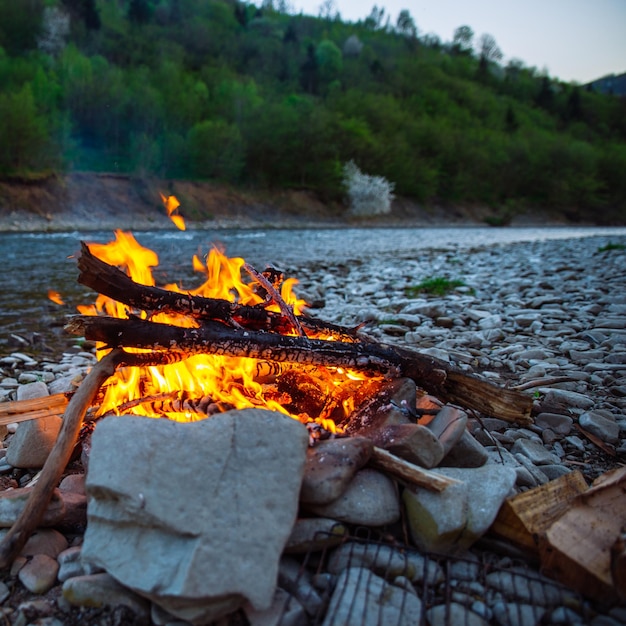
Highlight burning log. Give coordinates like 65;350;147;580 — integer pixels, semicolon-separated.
66;314;532;424
71;240;533;423
76;241;355;340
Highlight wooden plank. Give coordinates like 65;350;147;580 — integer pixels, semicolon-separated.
0;394;69;427
538;467;626;603
490;471;588;552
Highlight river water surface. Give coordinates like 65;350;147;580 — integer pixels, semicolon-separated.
2;225;625;357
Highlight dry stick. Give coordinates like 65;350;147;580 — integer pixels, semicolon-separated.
243;262;305;337
0;349;126;570
512;376;578;392
370;447;460;492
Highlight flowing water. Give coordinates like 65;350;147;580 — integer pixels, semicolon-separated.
1;225;625;357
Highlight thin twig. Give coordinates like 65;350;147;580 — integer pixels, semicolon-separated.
512;376;577;392
244;262;305;337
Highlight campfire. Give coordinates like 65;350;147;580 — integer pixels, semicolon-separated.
0;201;534;562
71;228;371;432
11;200;597;624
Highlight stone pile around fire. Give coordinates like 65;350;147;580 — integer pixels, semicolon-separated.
0;233;625;625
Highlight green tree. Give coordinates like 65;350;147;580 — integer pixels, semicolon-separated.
187;119;245;182
0;0;45;54
396;10;417;39
0;83;52;173
452;25;473;55
128;0;151;25
315;39;342;89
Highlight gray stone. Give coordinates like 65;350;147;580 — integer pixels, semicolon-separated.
16;380;48;400
62;573;150;619
21;528;68;559
491;601;545;626
540;464;572;480
322;567;422;626
59;473;86;495
300;437;373;505
5;415;62;469
82;410;309;625
426;405;468;456
0;487;66;527
327;542;414;579
403;465;516;555
308;469;400;527
478;314;502;330
511;438;561;465
579;410;620;444
244;588;306;626
485;568;572;605
513;453;550;485
427;603;489;626
370;423;444;468
541;388;594;410
440;430;488;468
5;381;60;469
57;546;88;583
284;518;347;554
18;554;59;594
535;413;573;435
278;557;324;617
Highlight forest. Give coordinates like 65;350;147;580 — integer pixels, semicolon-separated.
0;0;625;222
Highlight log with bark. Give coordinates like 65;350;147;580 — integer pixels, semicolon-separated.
69;242;533;424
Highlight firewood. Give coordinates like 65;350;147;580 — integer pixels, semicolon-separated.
77;241;355;340
492;467;626;603
66;314;533;424
539;467;626;603
0;393;69;427
490;471;588;552
370;446;459;492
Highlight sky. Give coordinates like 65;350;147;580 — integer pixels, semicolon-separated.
288;0;626;84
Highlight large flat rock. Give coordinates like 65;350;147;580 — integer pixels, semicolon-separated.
81;409;309;624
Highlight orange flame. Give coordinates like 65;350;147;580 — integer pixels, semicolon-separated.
160;193;186;231
81;230;359;428
48;290;64;305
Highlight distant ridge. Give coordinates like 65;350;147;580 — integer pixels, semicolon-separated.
586;72;626;97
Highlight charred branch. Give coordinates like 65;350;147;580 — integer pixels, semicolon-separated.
66;315;533;424
77;242;355;340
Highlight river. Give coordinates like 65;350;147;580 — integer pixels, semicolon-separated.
2;225;626;357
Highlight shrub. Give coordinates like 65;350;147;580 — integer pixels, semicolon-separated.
343;160;395;216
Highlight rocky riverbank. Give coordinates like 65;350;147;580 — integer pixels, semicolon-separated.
0;172;611;233
0;234;625;624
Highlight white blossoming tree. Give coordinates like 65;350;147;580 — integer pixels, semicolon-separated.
343;161;395;216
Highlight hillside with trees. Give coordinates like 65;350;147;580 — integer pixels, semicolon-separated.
1;0;625;223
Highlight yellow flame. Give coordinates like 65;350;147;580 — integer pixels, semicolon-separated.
81;229;367;428
160;193;186;231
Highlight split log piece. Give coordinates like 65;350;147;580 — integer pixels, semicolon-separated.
66;314;533;424
0;393;69;427
370;446;460;492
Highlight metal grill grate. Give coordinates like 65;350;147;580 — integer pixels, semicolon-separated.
275;527;599;626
